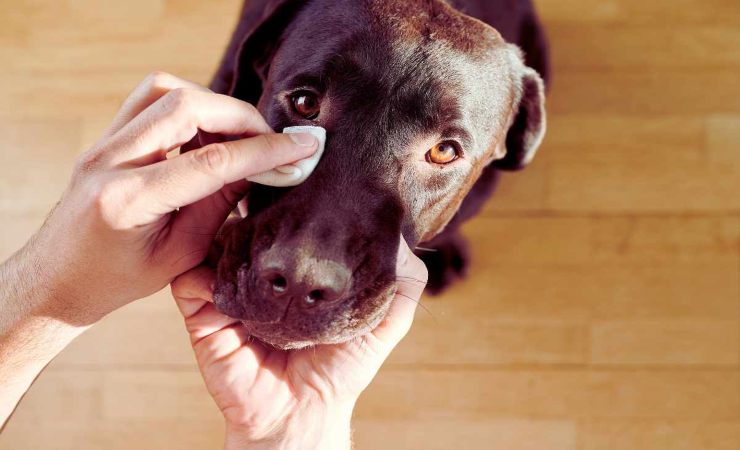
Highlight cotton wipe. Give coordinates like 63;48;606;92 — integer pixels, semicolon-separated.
246;126;326;187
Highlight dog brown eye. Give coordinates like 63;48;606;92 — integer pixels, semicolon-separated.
427;142;460;165
290;92;321;119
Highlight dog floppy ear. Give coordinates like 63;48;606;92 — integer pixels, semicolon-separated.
492;65;546;171
210;0;303;103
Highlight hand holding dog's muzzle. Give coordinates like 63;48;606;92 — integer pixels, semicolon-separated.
170;235;427;447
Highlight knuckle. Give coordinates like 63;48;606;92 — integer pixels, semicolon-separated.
242;101;260;117
73;149;105;176
144;71;176;91
90;176;138;229
161;88;202;132
163;87;197;113
170;277;186;297
92;180;122;226
177;249;209;274
254;133;279;157
192;143;229;174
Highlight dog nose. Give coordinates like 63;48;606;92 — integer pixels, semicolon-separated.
257;257;351;308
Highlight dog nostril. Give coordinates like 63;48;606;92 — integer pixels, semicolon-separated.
271;276;288;294
303;290;324;307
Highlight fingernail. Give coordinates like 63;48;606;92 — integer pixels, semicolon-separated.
276;164;299;174
289;132;318;147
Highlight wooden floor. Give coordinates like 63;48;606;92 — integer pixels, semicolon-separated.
1;1;739;449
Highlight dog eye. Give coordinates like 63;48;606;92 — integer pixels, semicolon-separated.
426;142;461;165
290;91;321;120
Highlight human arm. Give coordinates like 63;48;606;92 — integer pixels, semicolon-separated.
0;72;318;427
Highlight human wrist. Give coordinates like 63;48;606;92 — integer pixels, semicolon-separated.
0;236;91;349
0;241;55;330
19;219;115;325
224;400;355;450
0;241;91;426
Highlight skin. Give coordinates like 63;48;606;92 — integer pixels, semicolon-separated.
0;72;429;448
172;237;426;449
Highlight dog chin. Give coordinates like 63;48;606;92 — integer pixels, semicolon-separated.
217;283;397;351
239;313;383;350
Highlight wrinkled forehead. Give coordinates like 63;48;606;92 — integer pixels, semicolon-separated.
272;0;516;150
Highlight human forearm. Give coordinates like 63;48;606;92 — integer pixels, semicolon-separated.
224;401;354;450
0;244;89;428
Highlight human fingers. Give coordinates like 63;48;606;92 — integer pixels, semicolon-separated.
371;237;428;346
172;266;217;318
171;267;268;369
77;73;214;171
170;266;246;342
132;133;317;221
103;72;211;140
101;88;272;167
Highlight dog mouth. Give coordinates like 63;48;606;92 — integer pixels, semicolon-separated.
212;216;400;350
225;274;397;350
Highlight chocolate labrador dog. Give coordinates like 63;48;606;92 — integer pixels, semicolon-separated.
209;0;549;349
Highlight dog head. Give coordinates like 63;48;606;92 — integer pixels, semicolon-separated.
213;0;546;349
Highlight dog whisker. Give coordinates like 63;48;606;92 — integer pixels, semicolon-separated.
414;247;438;253
395;292;436;320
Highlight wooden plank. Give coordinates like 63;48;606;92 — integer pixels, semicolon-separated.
6;368;737;448
548;70;740;116
390;315;589;365
577;419;740;450
446;264;739;322
550;26;740;70
590;320;740;366
2;417;224;450
536;116;705;166
100;370;220;421
356;368;740;420
54;290;197;368
537;0;740;26
464;216;739;265
353;418;577;450
543;112;740;213
708;115;740;165
485;115;740;214
546;160;739;213
480;160;549;213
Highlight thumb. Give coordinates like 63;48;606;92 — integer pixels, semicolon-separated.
371;237;428;347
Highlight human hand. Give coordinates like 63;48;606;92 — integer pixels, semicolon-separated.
19;72;317;325
171;238;428;449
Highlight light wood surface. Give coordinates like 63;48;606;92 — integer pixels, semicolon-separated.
1;1;738;449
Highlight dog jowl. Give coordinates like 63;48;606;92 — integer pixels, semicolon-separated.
210;0;549;349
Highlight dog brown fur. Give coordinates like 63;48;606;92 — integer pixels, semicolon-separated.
208;0;549;349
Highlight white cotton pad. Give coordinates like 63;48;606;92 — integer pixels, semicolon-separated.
246;126;327;187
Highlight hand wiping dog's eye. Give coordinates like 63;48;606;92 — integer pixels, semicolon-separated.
290;91;321;120
427;142;461;165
